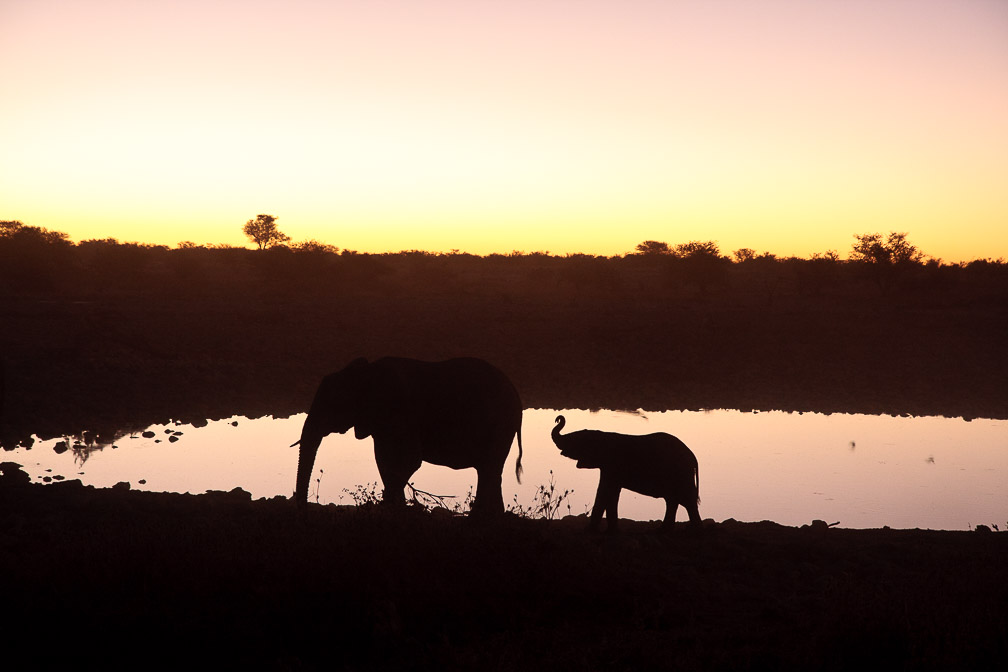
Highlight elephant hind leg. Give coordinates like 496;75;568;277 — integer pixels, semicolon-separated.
661;498;679;532
683;499;702;527
472;468;504;517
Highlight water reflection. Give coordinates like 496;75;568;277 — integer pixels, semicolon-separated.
6;409;1007;531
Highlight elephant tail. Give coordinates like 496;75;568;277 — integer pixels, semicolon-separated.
515;418;524;484
694;461;701;506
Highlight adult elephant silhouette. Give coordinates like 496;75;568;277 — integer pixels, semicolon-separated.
292;357;524;515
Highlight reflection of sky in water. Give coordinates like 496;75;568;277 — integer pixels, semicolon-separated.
8;409;1007;531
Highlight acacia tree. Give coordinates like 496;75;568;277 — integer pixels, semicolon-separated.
243;214;290;250
671;240;721;259
850;231;925;292
634;240;672;255
292;239;338;254
850;232;923;265
733;248;757;263
672;240;726;294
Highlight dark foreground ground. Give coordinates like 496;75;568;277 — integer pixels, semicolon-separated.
3;467;1006;671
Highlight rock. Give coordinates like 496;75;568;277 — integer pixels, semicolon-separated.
801;519;832;535
50;478;85;491
113;481;131;491
0;461;31;487
205;487;252;501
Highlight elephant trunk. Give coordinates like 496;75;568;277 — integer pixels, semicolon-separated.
551;415;566;447
294;429;323;506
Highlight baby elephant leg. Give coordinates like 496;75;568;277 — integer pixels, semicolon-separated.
588;478;608;532
590;474;621;533
604;486;621;533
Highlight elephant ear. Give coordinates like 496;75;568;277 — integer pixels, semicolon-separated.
564;431;608;470
352;362;407;440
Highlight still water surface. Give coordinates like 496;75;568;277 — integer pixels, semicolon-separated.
9;409;1007;531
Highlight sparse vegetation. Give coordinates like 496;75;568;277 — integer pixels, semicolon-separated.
507;471;573;521
342;481;383;507
333;477;571;521
311;469;324;504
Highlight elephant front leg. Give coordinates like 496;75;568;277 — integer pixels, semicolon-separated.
588;477;607;531
590;473;619;532
374;440;420;507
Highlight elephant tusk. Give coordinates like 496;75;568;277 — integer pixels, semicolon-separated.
290;439;301;448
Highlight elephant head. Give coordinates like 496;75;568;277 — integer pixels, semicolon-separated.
551;415;606;469
292;357;375;505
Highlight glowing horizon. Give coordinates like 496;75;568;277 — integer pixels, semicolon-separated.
2;0;1006;262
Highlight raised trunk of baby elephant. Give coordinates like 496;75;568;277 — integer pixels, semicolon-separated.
294;431;322;506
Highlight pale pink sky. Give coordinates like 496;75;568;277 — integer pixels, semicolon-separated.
2;0;1006;259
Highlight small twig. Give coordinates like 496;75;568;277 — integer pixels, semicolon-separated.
406;483;458;511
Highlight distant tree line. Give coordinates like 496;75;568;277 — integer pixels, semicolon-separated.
2;218;1005;301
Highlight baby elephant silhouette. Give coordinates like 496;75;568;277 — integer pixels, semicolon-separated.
552;415;701;533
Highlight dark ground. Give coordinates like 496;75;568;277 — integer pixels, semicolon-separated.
2;251;1007;669
3;469;1006;671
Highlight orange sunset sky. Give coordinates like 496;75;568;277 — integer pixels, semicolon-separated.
2;0;1006;261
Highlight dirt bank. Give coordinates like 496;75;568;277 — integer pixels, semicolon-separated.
2;468;1005;671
